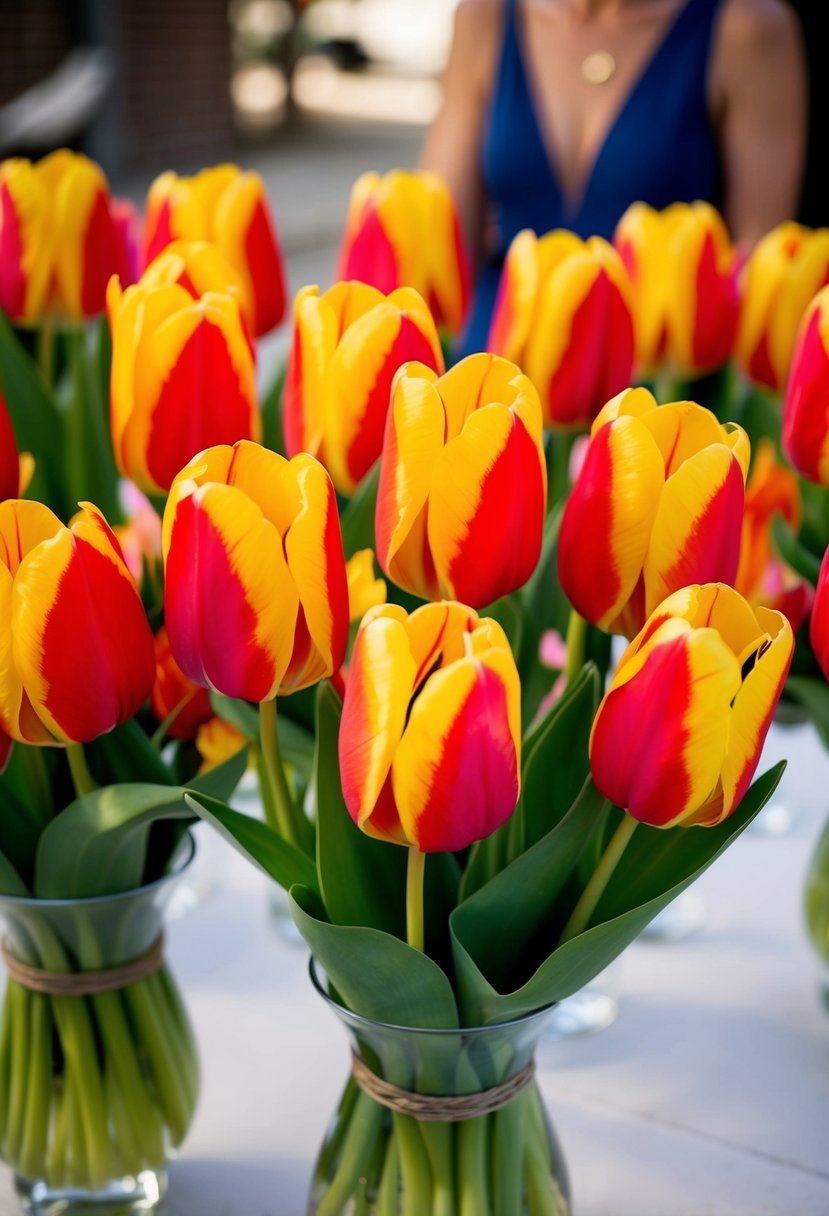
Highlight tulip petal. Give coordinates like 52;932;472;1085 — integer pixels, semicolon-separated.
393;650;520;853
783;304;829;485
338;614;416;838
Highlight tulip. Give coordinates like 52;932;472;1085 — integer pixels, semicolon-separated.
614;201;740;377
162;440;349;702
590;583;793;827
152;626;213;740
346;549;386;622
283;281;444;494
141;239;247;306
376;354;546;607
782;285;829;485
736;223;829;392
488;229;635;429
339;601;521;852
0;499;154;749
810;546;829;682
196;716;248;773
735;438;811;629
0;391;33;501
0;158;52;322
107;277;260;495
338;169;471;335
143;165;286;337
558;388;749;637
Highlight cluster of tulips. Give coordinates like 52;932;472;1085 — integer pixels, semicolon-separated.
1;147;829;1216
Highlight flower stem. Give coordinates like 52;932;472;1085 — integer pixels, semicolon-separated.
66;744;96;798
559;813;638;944
563;609;587;687
258;698;301;850
36;322;56;390
406;848;426;953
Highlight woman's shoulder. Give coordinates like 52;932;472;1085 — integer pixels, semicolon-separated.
716;0;802;53
446;0;507;93
712;0;804;108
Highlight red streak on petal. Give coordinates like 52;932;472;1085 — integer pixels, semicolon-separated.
144;197;174;267
282;323;305;457
783;309;829;483
691;233;740;371
558;426;622;626
0;182;26;319
747;330;779;391
341;208;399;295
243;199;286;336
0;392;20;500
660;457;745;596
80;190;123;317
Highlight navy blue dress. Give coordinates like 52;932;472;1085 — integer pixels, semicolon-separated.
459;0;725;356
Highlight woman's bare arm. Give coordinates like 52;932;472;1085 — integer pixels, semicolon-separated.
712;0;808;246
419;1;503;264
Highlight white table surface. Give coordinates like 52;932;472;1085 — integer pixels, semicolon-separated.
3;719;829;1216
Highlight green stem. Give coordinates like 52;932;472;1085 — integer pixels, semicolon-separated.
36;322;56;390
563;609;588;687
258;698;302;850
377;1130;400;1215
420;1121;455;1216
406;848;426;953
492;1094;527;1216
559;813;638;944
458;1116;490;1216
315;1090;383;1216
18;992;52;1180
394;1113;434;1216
66;743;96;798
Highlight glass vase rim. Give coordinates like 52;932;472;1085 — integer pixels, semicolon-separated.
309;956;555;1037
0;829;196;912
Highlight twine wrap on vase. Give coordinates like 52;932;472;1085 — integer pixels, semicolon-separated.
350;1050;536;1122
1;932;165;996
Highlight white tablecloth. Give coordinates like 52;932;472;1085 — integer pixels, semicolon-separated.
2;719;829;1216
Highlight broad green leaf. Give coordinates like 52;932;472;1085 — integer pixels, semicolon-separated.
184;793;318;894
0;847;30;897
34;784;193;898
188;745;248;804
771;515;822;585
451;765;782;1024
290;885;459;1029
0;311;70;514
62;327;121;520
315;683;406;935
485;594;525;658
86;719;175;787
340;464;379;559
0;781;43;889
452;777;609;1019
785;678;829;750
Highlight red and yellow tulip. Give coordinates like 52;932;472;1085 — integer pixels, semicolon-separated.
143;165;286;337
558;388;749;637
590;583;793;827
283;281;443;494
0;499;154;750
375;354;547;607
1;150;135;323
152;626;213;740
196;716;248;774
162;441;349;702
488;229;635;429
339;602;521;852
338;170;470;335
782;286;829;486
346;549;387;622
736;222;829;392
810;546;829;682
735;438;811;629
141;239;247;307
0;391;33;501
107;277;260;495
614;201;740;377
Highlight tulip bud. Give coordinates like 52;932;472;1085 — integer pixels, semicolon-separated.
0;158;52;323
339;602;521;852
283;281;443;494
162;441;349;701
488;229;635;429
144;165;286;337
559;388;749;637
0;499;154;748
615;201;740;377
375;354;547;607
736;223;829;392
338;169;471;335
107;277;260;494
152;626;213;740
810;546;829;681
782;285;829;486
590;583;793;827
141;239;247;306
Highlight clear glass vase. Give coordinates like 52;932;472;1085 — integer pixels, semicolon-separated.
804;815;829;1013
308;961;571;1216
0;836;199;1216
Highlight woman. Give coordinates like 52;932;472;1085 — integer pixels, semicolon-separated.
421;0;807;354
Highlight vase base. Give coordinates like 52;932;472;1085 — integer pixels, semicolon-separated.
15;1169;168;1216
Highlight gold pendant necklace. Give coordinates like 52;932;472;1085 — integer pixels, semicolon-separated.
581;51;616;85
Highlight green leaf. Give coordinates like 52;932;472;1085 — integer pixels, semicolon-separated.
261;353;288;455
451;777;609;1022
785;677;829;750
0;847;31;897
772;514;822;585
485;595;525;658
188;744;248;804
315;683;406;934
62;326;121;520
290;885;459;1028
34;784;193;898
86;719;175;787
0;311;70;515
451;766;782;1024
184;793;318;894
340;464;379;559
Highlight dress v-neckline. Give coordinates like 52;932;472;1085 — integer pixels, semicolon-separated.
512;0;697;222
